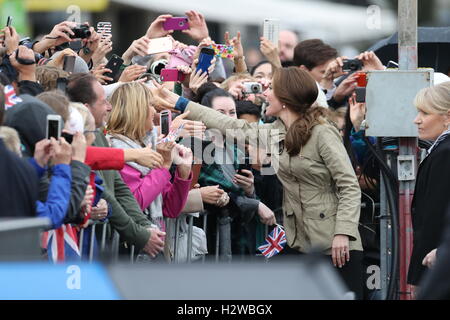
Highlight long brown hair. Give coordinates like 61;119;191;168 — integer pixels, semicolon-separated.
272;67;329;156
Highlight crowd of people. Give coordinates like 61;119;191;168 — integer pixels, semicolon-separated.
1;10;450;300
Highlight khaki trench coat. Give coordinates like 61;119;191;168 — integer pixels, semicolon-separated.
185;101;363;254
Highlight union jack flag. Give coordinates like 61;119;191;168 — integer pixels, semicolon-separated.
258;225;286;258
41;224;81;263
4;85;22;109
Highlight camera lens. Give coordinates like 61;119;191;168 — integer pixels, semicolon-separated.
251;84;261;93
83;29;92;38
155;63;165;75
179;21;184;26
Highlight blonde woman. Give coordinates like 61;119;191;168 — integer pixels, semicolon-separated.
408;81;450;298
107;82;193;231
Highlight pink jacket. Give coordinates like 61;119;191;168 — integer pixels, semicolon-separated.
120;165;192;219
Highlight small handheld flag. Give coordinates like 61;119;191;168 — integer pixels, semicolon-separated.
258;224;286;258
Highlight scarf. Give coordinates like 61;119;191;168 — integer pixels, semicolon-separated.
107;128;163;228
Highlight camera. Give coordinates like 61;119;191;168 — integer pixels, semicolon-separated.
342;59;363;72
70;24;91;39
149;59;168;76
18;37;31;46
243;82;263;94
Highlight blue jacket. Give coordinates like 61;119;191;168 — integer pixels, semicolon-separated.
29;158;72;229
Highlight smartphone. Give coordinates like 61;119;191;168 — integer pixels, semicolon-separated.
63;55;76;73
160;68;186;82
147;37;173;55
46;115;62;140
96;21;112;40
237;156;252;175
209;44;234;59
6;16;12;27
61;132;74;144
263;18;280;48
56;77;68;93
104;54;124;84
355;87;366;103
163;17;189;31
196;47;215;74
160;110;172;136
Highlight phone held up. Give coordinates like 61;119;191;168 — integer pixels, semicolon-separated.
160;110;172;137
163;17;189;31
46;115;62;140
263;18;280;47
6;16;12;28
160;68;186;82
196;47;215;74
96;21;112;40
104;54;124;84
146;36;173;55
63;55;76;73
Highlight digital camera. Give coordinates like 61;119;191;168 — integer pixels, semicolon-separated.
342;59;363;72
70;24;91;39
243;82;263;94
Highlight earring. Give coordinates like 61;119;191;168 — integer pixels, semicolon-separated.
282;105;286;109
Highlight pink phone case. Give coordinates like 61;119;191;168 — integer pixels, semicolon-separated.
160;68;186;82
163;17;189;31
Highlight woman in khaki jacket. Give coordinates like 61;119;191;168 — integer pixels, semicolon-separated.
154;67;363;298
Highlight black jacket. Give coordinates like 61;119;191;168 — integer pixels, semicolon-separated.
417;201;450;299
407;135;450;285
0;139;38;217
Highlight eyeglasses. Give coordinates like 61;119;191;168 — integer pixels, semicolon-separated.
84;129;99;134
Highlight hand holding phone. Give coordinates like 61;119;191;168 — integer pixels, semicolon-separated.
103;54;124;84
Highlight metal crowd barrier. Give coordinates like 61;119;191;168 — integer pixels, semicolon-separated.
78;213;203;264
78;208;272;264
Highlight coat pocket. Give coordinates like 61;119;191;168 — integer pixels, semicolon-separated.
302;202;337;252
283;209;297;248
